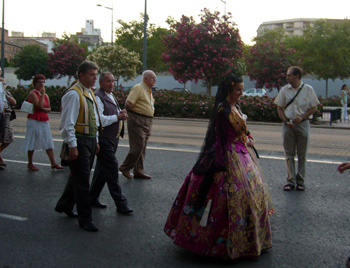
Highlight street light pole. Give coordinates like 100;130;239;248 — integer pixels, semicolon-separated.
1;0;5;78
220;0;226;16
97;3;113;45
142;0;147;71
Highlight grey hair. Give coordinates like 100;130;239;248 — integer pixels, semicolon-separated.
99;72;114;83
142;70;154;81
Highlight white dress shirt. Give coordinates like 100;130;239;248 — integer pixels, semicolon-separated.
0;82;6;111
95;92;120;128
60;81;100;148
274;82;320;120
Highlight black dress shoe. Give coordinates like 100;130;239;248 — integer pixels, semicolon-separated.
91;200;107;208
79;221;99;232
117;206;133;215
55;207;78;218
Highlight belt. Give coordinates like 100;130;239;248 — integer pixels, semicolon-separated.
128;110;153;119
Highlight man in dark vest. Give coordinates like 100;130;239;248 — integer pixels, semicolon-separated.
89;72;133;215
55;60;102;232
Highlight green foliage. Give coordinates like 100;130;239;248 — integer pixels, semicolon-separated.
239;96;280;122
162;8;243;97
12;45;53;80
289;19;350;97
8;86;325;122
300;20;350;81
152;90;214;118
115;15;170;73
48;42;86;84
253;28;286;43
318;95;342;107
245;41;298;91
53;33;90;57
8;85;67;111
87;45;141;87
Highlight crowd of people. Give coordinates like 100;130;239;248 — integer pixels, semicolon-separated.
1;63;350;264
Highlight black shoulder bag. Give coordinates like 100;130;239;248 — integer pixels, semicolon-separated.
284;84;304;110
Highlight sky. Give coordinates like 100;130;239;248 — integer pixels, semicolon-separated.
3;0;350;45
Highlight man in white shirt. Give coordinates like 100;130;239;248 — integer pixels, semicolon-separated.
55;61;102;232
0;70;5;171
274;66;320;191
89;72;133;215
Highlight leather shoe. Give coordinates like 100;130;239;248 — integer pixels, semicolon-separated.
119;168;132;179
133;173;151;179
55;207;78;218
79;221;99;232
91;200;107;209
117;205;133;215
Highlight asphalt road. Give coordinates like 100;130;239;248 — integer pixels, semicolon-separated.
1;114;350;267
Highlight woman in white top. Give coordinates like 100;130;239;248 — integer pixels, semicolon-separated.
340;84;349;121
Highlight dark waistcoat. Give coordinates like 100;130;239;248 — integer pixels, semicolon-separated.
94;88;121;139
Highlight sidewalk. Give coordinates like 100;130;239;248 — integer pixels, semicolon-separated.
11;110;350;136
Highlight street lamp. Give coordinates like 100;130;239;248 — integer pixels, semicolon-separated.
97;3;114;45
1;0;5;77
220;0;226;16
142;0;147;71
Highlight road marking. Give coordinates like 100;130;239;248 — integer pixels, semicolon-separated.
13;135;342;165
0;213;28;221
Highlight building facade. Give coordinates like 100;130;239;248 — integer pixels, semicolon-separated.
70;20;103;49
0;29;23;62
257;18;345;37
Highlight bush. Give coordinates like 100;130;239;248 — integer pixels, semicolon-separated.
318;95;341;107
8;85;326;123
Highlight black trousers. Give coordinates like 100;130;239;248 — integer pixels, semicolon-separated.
90;137;127;207
56;137;96;224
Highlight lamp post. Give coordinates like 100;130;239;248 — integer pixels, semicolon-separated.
97;3;114;45
220;0;226;16
142;0;147;71
1;0;5;77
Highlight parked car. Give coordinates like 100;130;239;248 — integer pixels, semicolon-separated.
116;85;133;91
243;88;267;97
152;87;159;93
171;87;190;93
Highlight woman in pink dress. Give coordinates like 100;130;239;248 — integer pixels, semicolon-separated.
164;75;274;260
21;74;62;171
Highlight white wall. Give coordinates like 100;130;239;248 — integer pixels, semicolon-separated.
5;67;350;99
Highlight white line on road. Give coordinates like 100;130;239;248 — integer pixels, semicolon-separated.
13;135;342;165
0;213;28;221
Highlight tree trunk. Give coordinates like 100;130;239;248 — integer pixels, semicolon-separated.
325;79;328;98
206;77;212;97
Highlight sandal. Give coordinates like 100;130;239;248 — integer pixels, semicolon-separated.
296;184;305;191
283;183;295;191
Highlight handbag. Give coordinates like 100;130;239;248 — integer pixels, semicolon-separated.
10;107;16;121
60;142;69;161
0;112;4;134
20;96;34;114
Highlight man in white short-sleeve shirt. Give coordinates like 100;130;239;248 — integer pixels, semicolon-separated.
274;66;320;191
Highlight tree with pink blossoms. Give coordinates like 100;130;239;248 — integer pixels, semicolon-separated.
162;8;243;97
245;40;299;92
48;42;86;85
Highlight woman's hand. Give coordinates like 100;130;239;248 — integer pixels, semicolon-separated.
40;87;46;96
213;171;226;184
